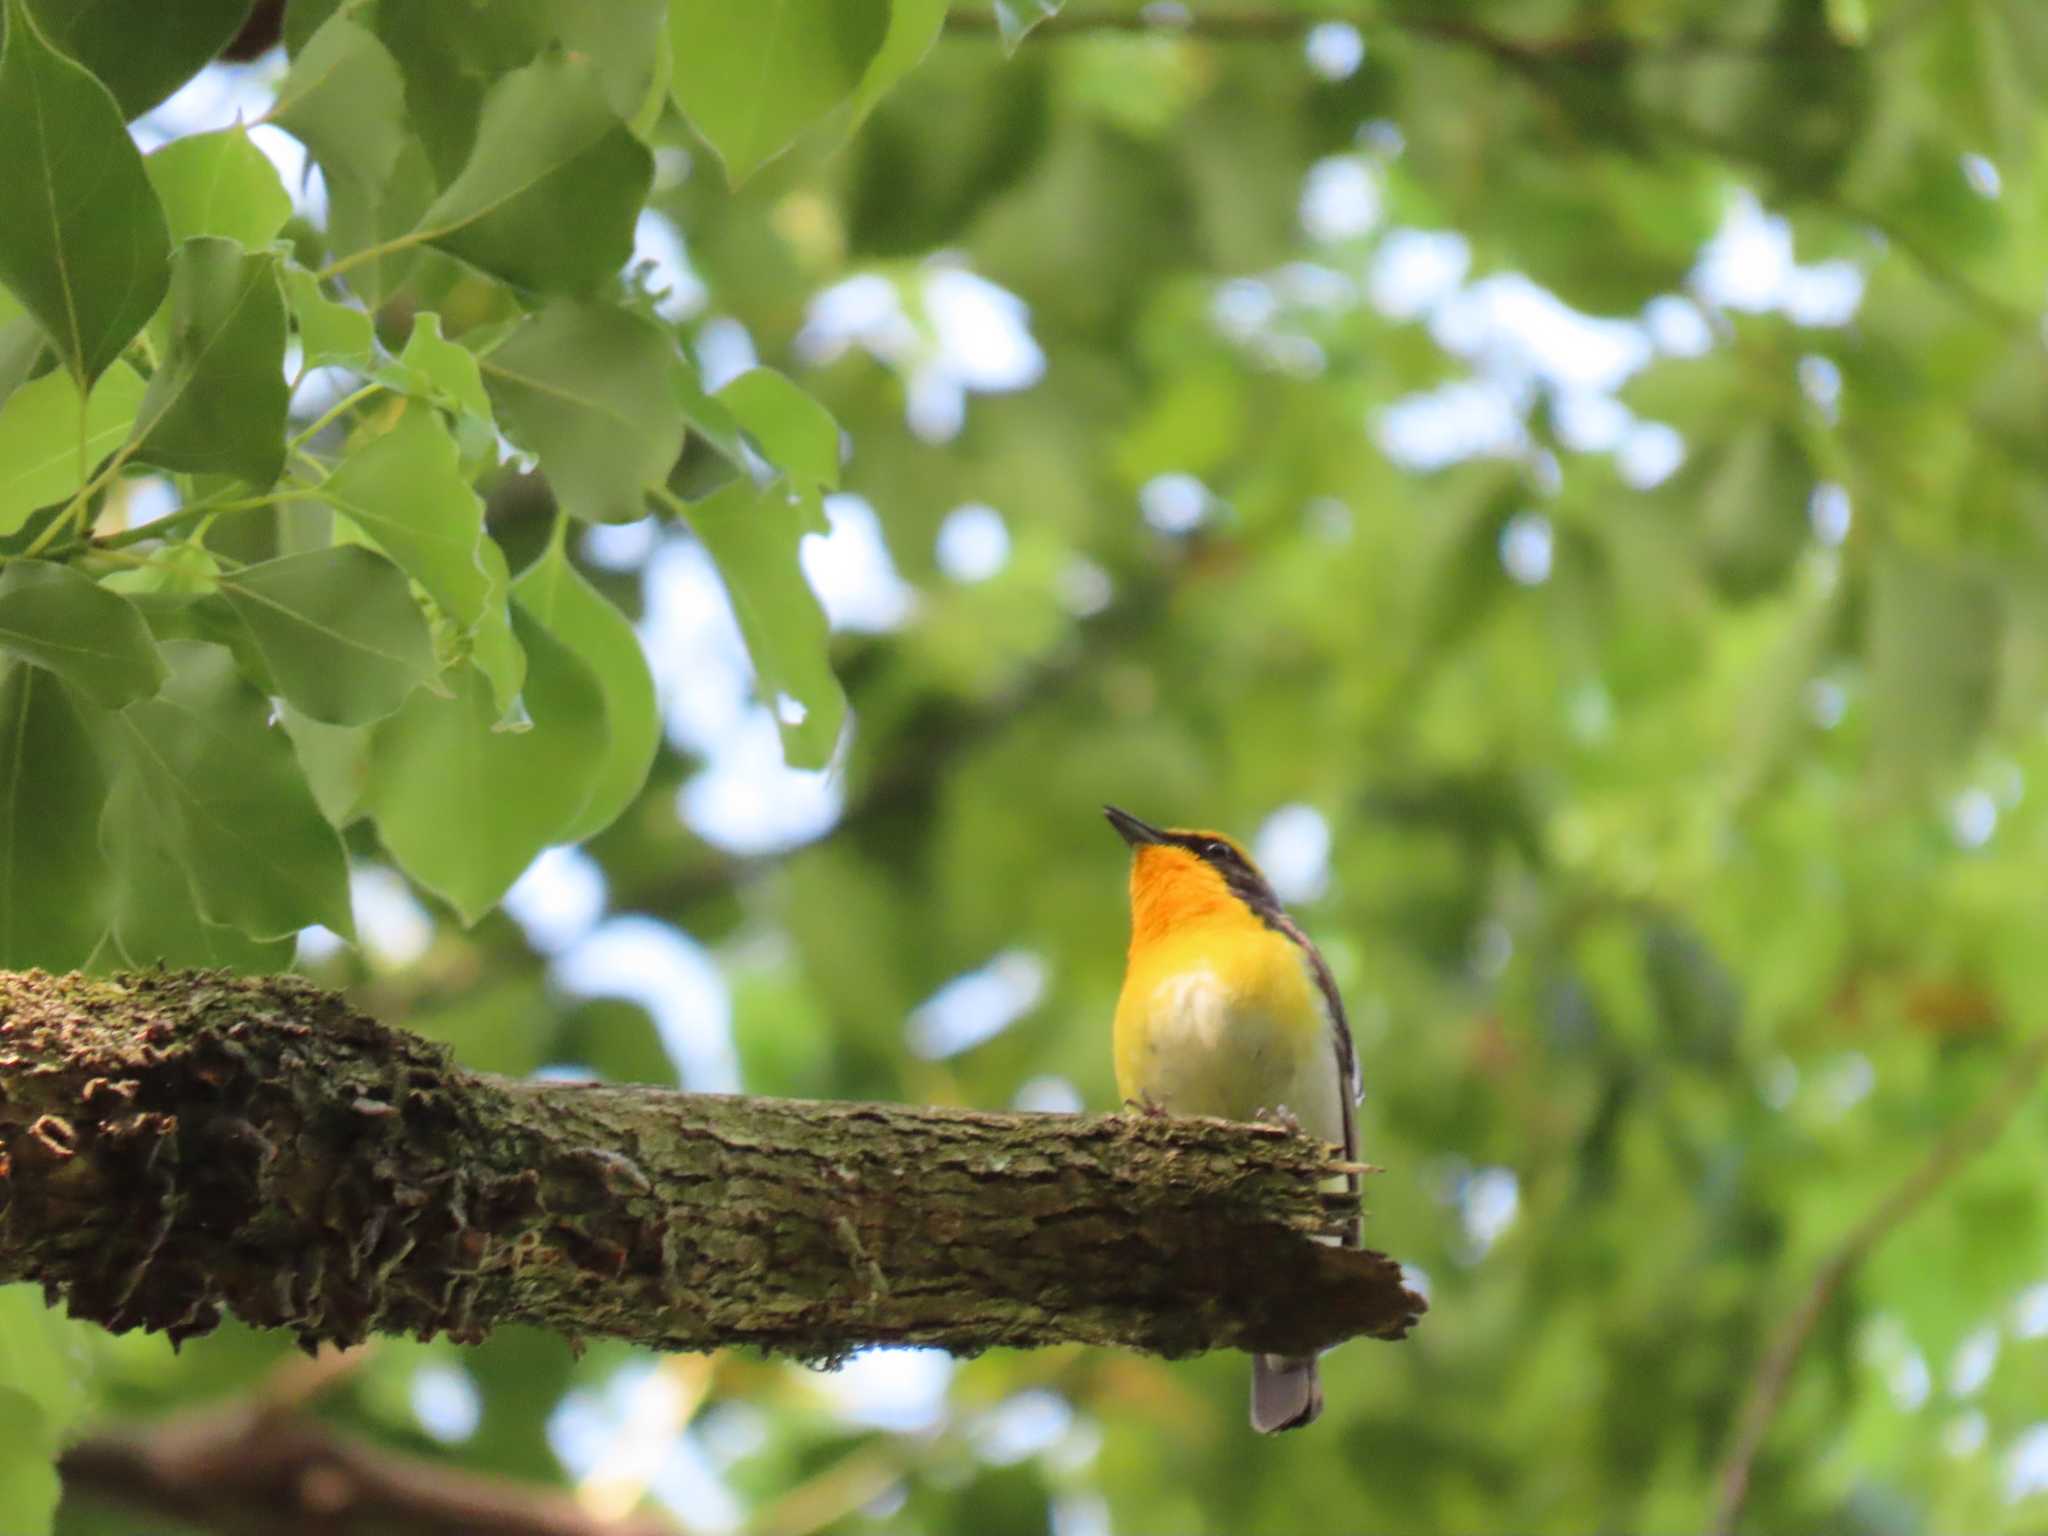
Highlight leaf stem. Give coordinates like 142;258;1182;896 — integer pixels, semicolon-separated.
19;498;90;560
80;543;157;569
41;486;314;565
286;382;386;452
32;425;161;558
74;372;88;495
318;229;428;283
101;499;257;552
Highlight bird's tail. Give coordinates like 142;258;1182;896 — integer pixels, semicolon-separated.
1251;1353;1322;1433
1248;1162;1346;1432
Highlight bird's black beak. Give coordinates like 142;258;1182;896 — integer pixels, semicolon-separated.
1104;805;1167;847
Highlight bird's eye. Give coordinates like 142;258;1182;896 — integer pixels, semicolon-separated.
1205;840;1233;862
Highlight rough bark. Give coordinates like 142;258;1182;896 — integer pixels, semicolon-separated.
0;969;1423;1360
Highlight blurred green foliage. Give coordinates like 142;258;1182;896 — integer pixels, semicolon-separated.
4;0;2048;1533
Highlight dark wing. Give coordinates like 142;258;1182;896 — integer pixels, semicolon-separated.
1273;912;1363;1250
1177;830;1365;1245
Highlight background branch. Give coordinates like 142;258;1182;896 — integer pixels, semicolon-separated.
940;5;1915;59
1709;1029;2048;1536
60;1405;681;1536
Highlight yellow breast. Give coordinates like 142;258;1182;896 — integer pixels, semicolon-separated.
1114;919;1329;1125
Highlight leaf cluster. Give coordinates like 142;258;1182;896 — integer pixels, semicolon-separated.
0;0;899;980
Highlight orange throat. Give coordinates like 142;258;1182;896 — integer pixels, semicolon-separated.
1126;846;1256;950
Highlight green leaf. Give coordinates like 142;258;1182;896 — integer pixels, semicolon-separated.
715;366;842;493
683;477;845;767
280;703;372;829
0;0;170;385
479;301;684;522
669;0;892;182
993;0;1063;52
323;136;436;310
555;995;677;1087
408;974;554;1076
271;12;408;200
514;540;659;842
554;0;670;121
1867;551;2002;792
108;638;352;941
469;534;526;724
283;262;377;372
144;126;294;249
0;289;45;407
372;0;558;184
0;1284;88;1434
850;0;949;121
99;760;300;971
125;589;283;711
669;351;747;466
129;239;289;486
0;560;164;706
0;1387;59;1536
283;0;343;55
0;662;110;970
0;361;145;535
383;312;493;423
218;546;438;726
100;538;221;598
412;53;653;292
1687;422;1811;600
318;404;525;714
24;0;250;118
367;610;608;924
272;12;425;306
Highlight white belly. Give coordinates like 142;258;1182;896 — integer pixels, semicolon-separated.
1129;969;1348;1149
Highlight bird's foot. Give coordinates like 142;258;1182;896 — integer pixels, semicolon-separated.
1123;1095;1169;1118
1254;1104;1304;1133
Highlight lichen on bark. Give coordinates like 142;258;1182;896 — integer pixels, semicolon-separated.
0;969;1423;1361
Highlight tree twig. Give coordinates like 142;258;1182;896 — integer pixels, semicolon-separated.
940;5;1921;60
254;1340;380;1415
748;1443;908;1536
1708;1028;2048;1535
60;1406;682;1536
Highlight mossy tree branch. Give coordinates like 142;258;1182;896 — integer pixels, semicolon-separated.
0;970;1423;1361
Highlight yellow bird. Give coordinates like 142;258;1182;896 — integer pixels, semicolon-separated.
1105;805;1360;1433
